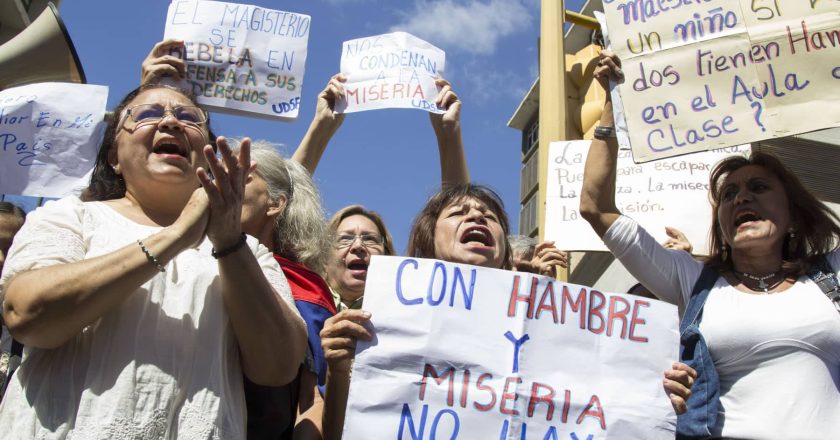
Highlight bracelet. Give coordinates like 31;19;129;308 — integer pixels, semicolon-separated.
137;240;165;272
594;125;616;139
212;233;247;259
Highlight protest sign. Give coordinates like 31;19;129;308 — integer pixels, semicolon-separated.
337;32;445;114
600;0;840;162
343;255;679;439
544;140;749;255
0;82;108;198
163;0;310;120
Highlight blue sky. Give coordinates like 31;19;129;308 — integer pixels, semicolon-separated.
8;0;583;252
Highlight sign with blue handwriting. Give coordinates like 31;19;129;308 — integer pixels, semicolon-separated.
544;141;750;255
337;32;446;114
163;0;310;120
0;82;108;198
343;256;679;439
600;0;840;162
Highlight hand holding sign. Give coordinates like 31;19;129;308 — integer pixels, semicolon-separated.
141;39;187;85
312;74;347;135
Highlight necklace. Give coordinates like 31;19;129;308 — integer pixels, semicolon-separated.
734;270;783;293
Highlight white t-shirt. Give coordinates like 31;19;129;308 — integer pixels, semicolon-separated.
604;215;840;439
0;197;300;439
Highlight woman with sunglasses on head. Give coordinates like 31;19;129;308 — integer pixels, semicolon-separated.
580;52;840;438
0;84;306;438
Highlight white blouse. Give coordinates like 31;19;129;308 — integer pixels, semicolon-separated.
604;215;840;439
0;197;300;439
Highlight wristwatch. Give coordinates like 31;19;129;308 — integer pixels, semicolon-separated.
594;125;616;140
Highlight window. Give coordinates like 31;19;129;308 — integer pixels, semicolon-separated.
519;191;538;236
523;119;539;155
520;152;538;200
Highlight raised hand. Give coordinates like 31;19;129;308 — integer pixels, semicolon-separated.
429;78;461;133
531;241;569;277
593;49;624;92
196;136;252;251
313;73;347;130
663;226;693;253
141;39;187;85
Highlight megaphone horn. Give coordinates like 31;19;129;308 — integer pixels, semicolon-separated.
0;2;85;90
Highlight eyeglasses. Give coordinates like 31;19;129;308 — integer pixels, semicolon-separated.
122;103;207;127
335;234;384;249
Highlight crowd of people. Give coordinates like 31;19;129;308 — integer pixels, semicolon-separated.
0;38;837;440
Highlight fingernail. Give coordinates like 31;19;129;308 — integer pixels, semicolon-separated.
361;311;371;318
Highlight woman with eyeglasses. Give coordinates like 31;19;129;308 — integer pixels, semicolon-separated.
0;84;306;438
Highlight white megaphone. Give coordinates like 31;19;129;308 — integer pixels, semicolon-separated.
0;2;85;90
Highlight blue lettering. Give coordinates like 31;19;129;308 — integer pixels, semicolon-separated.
398;403;428;440
504;331;530;373
396;259;423;305
450;267;476;310
427;262;447;306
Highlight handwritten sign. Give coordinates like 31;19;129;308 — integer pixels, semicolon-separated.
600;0;840;162
544;141;749;254
163;0;310;120
0;82;108;198
343;256;679;439
337;32;445;114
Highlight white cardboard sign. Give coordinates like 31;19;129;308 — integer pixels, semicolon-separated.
337;32;445;114
0;82;108;198
599;0;840;162
163;0;310;120
343;256;680;439
544;141;750;255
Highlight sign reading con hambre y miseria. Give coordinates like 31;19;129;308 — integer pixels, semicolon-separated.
545;141;750;255
600;0;840;162
337;32;445;114
163;0;310;119
343;256;679;439
0;82;108;198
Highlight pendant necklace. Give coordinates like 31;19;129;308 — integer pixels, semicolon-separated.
734;270;783;293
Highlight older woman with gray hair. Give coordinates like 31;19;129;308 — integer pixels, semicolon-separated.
231;139;337;439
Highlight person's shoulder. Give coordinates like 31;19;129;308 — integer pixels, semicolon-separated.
24;196;87;223
821;249;840;273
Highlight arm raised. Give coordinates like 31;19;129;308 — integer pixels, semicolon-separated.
429;78;469;184
293;74;347;174
579;51;624;237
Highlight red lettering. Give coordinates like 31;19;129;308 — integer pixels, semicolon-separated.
527;382;555;421
500;377;522;415
393;83;406;99
411;83;425;99
588;290;606;334
629;300;651;342
561;389;571;423
535;282;559;323
606;296;631;338
577;394;607;430
346;87;361;104
561;285;587;328
460;369;470;408
507;275;537;318
473;373;496;412
419;364;455;406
